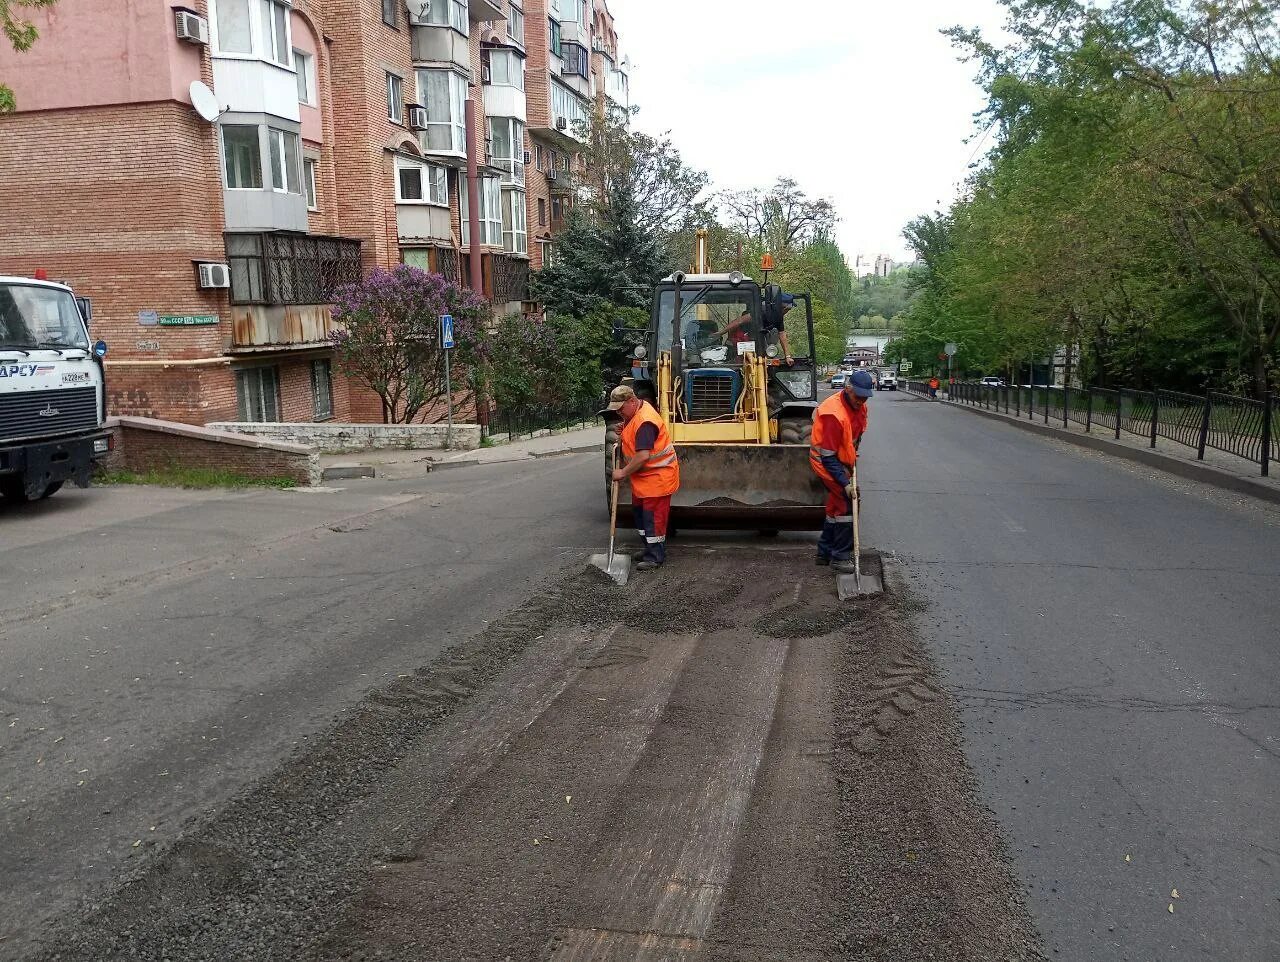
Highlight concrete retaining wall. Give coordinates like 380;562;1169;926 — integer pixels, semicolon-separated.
101;417;320;485
207;421;481;453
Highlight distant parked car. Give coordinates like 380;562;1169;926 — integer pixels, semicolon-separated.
830;372;847;388
980;376;1007;388
878;371;898;391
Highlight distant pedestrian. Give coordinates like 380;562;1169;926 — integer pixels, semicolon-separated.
809;370;873;573
603;385;680;571
929;376;940;399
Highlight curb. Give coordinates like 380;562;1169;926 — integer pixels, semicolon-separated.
927;396;1280;506
322;465;376;480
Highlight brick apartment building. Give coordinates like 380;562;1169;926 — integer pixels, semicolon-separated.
0;0;628;426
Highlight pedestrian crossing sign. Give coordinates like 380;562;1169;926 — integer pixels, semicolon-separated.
441;314;455;350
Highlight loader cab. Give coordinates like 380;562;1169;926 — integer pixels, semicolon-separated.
634;273;817;429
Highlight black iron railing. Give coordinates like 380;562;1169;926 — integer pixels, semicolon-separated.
486;398;602;442
904;380;1275;477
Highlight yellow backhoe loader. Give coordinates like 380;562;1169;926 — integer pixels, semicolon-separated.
603;238;827;532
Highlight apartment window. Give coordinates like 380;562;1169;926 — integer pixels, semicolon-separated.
460;176;502;247
260;0;291;65
559;0;585;22
413;0;467;33
534;144;543;170
506;3;524;44
561;42;587;78
549;18;561;58
304;157;318;209
488;48;524;89
222;125;263;189
539;237;553;266
294;49;315;104
551;195;563;222
537;197;545;226
236;366;280;422
502;189;527;255
396;159;448;205
268;128;302;193
386;72;404;124
488;117;525;185
550;79;587;130
417;68;467;154
311;359;333;419
382;0;397;27
215;0;253;52
227;231;362;305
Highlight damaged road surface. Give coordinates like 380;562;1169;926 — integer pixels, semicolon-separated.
37;546;1042;961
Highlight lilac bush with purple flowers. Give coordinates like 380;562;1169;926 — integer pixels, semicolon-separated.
330;265;491;424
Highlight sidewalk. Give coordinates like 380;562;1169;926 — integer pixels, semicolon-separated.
916;389;1280;505
318;422;602;481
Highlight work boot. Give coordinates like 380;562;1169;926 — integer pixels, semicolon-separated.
635;560;661;571
830;558;856;574
814;553;830;566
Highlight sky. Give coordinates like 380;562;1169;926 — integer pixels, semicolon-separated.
605;0;1010;264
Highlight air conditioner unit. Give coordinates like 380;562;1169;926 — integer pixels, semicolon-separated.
546;168;559;182
406;105;428;130
591;38;604;52
555;115;567;130
175;10;209;45
197;262;231;289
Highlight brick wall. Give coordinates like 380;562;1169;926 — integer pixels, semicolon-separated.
102;417;320;485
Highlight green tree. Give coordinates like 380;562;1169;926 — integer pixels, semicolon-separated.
2;0;56;113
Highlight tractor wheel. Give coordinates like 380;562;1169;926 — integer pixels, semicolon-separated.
777;416;811;446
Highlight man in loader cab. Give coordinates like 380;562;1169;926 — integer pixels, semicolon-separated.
604;385;681;571
809;369;874;573
716;289;796;365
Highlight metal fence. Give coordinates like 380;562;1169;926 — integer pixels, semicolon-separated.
905;380;1275;477
485;398;602;442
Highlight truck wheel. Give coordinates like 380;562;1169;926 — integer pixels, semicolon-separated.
777;416;810;445
0;478;61;502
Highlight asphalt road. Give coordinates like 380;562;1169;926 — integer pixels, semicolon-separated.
861;390;1280;961
3;389;1277;960
0;458;609;957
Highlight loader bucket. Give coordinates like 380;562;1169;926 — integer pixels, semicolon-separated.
618;443;827;530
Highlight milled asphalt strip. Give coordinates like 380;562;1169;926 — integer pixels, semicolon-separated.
0;456;590;636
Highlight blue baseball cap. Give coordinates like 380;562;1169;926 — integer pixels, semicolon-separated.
847;370;875;398
777;292;795;307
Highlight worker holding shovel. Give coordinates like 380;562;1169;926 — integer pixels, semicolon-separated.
605;385;680;571
809;370;873;573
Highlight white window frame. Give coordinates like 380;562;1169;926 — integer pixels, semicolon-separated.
395;158;448;207
506;3;524;45
222;125;264;190
551;79;587;131
386;72;404;124
268;127;302;194
294;48;316;105
488;116;525;185
303;156;319;209
502;188;527;255
461;176;503;247
212;0;254;54
260;0;292;67
412;0;467;33
417;68;467;156
488;49;524;89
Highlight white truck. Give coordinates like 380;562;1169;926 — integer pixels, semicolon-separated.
0;274;112;502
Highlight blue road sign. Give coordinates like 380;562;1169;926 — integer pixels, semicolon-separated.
441;314;455;350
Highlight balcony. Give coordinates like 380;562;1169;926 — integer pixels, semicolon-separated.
226;232;362;306
491;157;526;186
471;0;503;21
484;252;530;305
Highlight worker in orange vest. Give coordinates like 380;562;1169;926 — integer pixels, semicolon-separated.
929;376;940;398
604;385;681;571
809;369;873;573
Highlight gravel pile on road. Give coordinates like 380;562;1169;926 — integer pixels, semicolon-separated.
35;549;1043;961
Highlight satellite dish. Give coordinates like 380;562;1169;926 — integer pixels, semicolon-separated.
190;81;221;123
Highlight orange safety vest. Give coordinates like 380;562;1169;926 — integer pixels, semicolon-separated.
930;377;940;389
620;401;680;498
809;391;867;485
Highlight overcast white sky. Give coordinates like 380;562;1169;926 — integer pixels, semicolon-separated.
605;0;1010;263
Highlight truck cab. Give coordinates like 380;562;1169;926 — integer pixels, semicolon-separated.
0;275;111;502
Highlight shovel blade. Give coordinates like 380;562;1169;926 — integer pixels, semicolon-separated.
588;553;631;586
835;552;884;600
